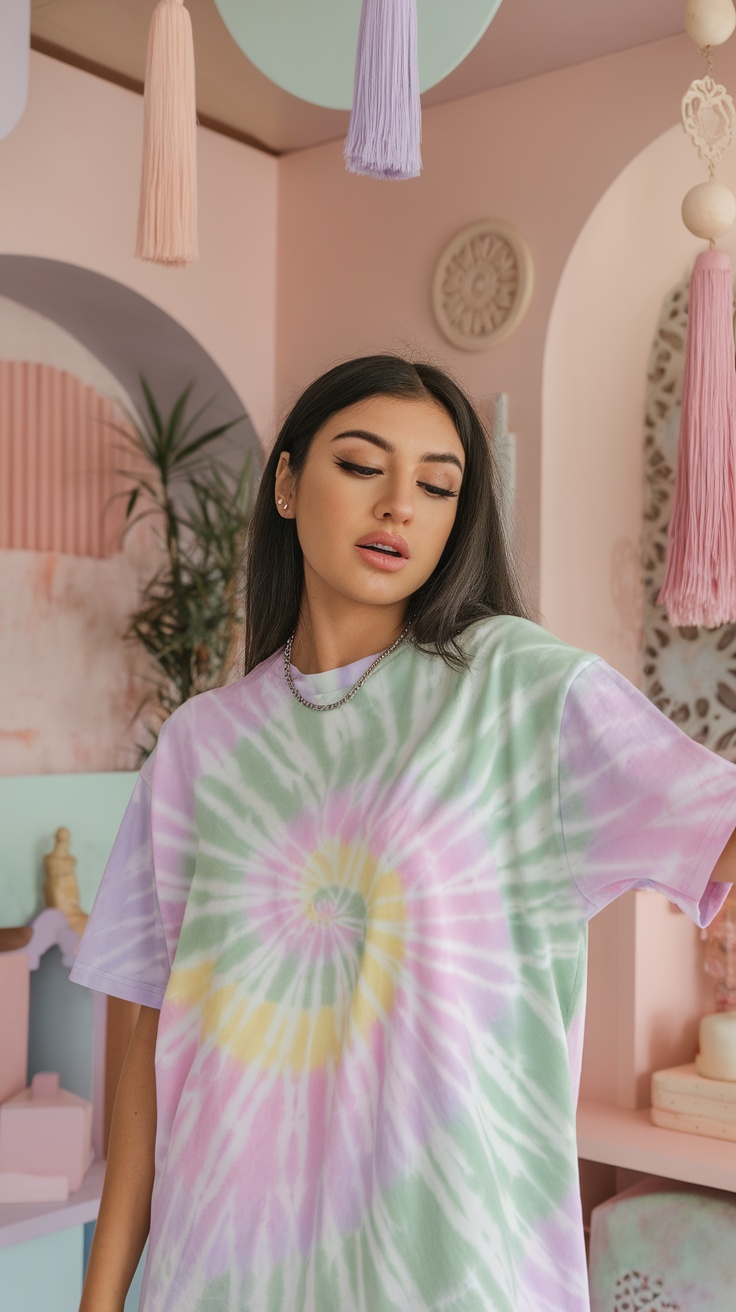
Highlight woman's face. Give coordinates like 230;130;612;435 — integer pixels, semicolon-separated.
275;394;465;615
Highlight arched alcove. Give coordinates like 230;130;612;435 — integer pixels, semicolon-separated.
540;121;736;681
0;256;262;465
0;260;263;777
540;127;736;1108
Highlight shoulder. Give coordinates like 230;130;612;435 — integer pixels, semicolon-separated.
153;651;282;750
459;615;598;686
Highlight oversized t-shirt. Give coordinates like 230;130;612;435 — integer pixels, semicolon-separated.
71;616;736;1312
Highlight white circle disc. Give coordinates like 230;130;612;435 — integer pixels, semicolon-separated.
214;0;505;111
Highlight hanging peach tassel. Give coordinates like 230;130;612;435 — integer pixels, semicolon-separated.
136;0;198;266
658;250;736;628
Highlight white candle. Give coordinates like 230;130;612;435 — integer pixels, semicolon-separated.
696;1012;736;1082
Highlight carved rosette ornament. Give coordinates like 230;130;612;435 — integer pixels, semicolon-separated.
431;220;534;351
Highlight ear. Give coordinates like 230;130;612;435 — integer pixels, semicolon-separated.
274;452;296;517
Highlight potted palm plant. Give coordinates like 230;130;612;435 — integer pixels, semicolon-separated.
115;379;256;755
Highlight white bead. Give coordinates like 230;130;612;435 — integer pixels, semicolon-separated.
682;180;736;238
685;0;736;48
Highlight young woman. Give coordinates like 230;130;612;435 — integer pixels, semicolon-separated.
73;355;736;1312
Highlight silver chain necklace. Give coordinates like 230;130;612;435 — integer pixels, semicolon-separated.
283;624;412;712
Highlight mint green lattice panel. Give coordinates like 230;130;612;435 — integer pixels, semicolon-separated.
0;771;137;926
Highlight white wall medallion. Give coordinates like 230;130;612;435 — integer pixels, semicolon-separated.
431;220;534;352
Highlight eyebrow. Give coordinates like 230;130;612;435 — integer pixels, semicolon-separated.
331;429;464;473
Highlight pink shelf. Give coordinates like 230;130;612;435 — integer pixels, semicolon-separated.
1;1107;733;1248
577;1100;736;1193
0;1159;105;1249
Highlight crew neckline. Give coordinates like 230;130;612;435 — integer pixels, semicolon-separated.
289;650;383;701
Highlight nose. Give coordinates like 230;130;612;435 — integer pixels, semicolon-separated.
373;475;414;525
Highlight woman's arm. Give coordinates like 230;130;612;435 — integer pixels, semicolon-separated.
79;1004;160;1312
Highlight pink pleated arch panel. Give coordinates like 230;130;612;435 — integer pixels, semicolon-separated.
0;362;142;558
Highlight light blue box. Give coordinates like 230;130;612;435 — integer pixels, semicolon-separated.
0;1227;83;1312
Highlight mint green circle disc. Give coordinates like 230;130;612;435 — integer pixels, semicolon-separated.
214;0;504;111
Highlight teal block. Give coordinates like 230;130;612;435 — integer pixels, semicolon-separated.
0;1226;83;1312
590;1176;736;1311
0;771;138;926
28;944;94;1099
82;1220;94;1276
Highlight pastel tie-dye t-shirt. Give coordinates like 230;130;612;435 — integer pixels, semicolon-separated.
71;616;736;1312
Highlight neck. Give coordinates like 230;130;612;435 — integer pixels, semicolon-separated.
289;581;408;676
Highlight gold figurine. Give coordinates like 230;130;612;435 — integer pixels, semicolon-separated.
43;827;88;937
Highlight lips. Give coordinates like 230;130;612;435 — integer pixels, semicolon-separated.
355;532;410;559
355;532;410;574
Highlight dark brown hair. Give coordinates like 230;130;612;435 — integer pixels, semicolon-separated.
243;354;529;675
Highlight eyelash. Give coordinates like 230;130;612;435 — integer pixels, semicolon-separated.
335;458;458;499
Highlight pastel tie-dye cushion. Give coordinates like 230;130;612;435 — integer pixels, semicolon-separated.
71;616;736;1312
589;1176;736;1311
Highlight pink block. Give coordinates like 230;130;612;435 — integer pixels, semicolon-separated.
0;1071;92;1192
0;1170;69;1202
0;954;29;1105
31;1071;59;1099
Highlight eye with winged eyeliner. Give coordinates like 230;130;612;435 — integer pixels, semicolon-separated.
334;458;459;498
330;428;464;474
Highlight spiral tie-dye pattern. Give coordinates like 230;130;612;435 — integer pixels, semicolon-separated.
71;617;736;1311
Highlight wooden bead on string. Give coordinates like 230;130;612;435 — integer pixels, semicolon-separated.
682;180;736;239
685;0;736;48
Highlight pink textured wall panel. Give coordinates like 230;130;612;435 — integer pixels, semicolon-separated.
0;362;136;558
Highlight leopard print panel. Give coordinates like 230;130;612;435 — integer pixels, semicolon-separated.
643;274;736;762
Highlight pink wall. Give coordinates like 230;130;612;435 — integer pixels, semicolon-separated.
276;32;722;603
0;53;277;774
0;52;279;440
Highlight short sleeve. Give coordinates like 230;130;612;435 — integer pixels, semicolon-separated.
559;659;736;926
70;767;170;1007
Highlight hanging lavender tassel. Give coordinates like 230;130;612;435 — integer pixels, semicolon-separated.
344;0;422;180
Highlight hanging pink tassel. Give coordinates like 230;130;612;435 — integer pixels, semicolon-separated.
344;0;421;180
658;249;736;628
136;0;198;266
